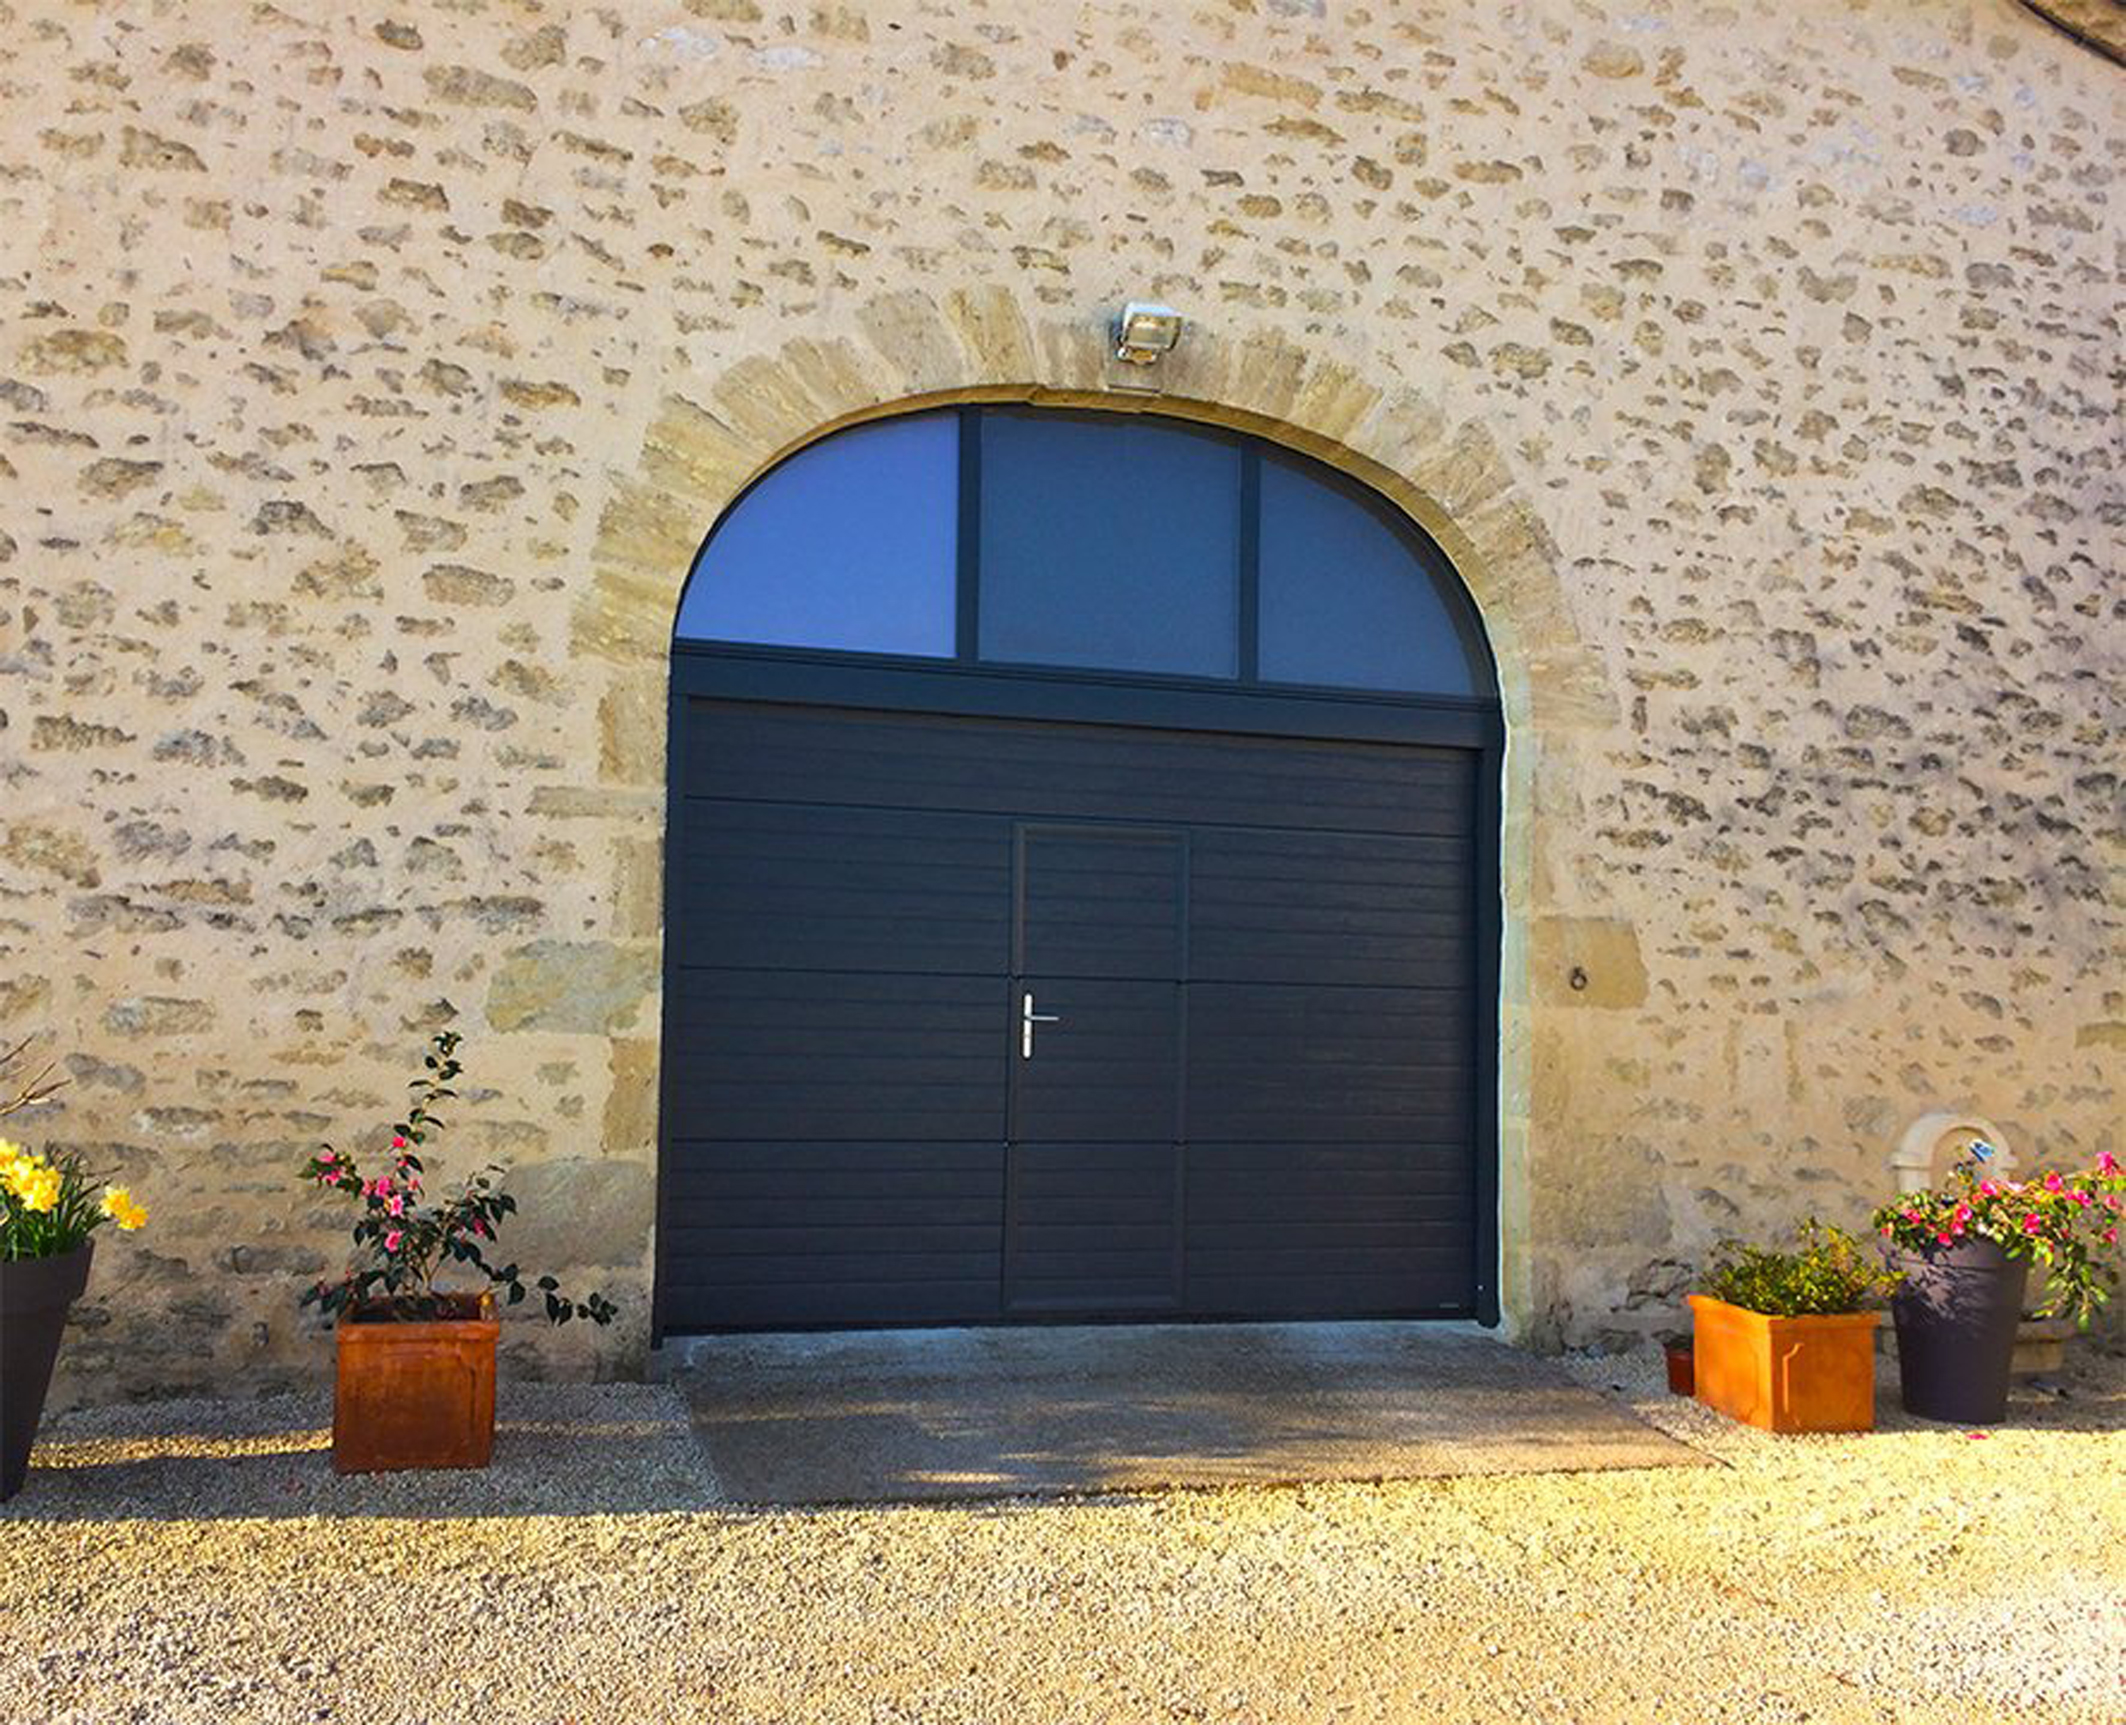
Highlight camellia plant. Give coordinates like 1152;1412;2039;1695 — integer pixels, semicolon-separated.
298;1030;616;1327
1871;1142;2126;1327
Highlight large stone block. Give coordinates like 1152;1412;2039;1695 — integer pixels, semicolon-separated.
487;942;658;1035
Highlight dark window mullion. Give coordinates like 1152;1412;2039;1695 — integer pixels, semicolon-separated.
1238;445;1261;684
956;406;982;661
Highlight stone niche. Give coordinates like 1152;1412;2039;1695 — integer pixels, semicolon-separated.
1888;1110;2017;1195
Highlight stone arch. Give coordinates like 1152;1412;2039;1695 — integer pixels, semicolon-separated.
578;284;1613;1336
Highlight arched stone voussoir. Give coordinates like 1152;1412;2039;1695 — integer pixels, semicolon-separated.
594;285;1602;738
640;393;768;503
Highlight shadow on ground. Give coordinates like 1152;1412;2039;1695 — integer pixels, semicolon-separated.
675;1321;1710;1506
8;1333;2116;1524
0;1383;723;1523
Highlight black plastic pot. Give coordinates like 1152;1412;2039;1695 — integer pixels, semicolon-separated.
1;1242;93;1501
1890;1237;2029;1426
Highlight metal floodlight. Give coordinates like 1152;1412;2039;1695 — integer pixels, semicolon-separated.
1113;301;1183;365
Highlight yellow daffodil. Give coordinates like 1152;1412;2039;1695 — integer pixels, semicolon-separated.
7;1158;62;1213
100;1186;149;1231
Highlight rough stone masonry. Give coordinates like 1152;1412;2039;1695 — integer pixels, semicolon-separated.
0;0;2118;1407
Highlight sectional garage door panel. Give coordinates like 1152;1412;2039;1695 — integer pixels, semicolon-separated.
1184;985;1474;1143
661;1141;1007;1327
666;803;1011;975
661;971;1008;1142
1188;828;1474;986
661;695;1488;1332
1006;1142;1182;1314
681;701;1476;837
1182;1139;1474;1318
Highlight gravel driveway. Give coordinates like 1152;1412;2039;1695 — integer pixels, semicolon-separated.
3;1346;2120;1725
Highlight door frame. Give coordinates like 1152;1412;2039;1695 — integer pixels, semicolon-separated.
654;644;1504;1341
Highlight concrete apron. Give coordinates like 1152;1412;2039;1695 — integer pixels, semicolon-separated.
664;1321;1707;1506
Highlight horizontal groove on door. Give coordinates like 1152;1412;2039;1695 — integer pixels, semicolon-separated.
667;1282;1006;1328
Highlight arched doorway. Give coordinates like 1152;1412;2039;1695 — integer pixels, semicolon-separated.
655;405;1502;1334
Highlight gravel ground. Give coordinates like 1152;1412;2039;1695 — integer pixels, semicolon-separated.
2;1345;2120;1725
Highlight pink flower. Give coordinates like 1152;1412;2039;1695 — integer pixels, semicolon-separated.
2103;1229;2118;1246
319;1150;336;1164
1977;1181;1999;1198
1936;1231;1954;1246
2043;1173;2064;1194
383;1229;403;1252
386;1194;405;1217
2022;1213;2043;1236
1903;1209;1923;1224
2098;1151;2120;1176
2072;1190;2091;1207
392;1135;408;1150
1879;1225;1893;1237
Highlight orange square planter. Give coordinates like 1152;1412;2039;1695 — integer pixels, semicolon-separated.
1687;1294;1880;1434
333;1294;500;1474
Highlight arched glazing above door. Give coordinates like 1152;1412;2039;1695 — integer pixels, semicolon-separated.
674;406;1494;702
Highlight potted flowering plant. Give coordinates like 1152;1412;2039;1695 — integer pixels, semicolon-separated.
1687;1220;1898;1433
1;1037;150;1501
1872;1142;2125;1425
300;1030;616;1473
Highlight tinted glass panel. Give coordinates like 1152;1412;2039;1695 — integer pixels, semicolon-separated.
1257;453;1478;696
978;412;1240;678
675;412;957;656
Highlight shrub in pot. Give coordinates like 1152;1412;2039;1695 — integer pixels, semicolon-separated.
1872;1142;2124;1426
2;1037;151;1501
1688;1221;1897;1434
300;1032;616;1474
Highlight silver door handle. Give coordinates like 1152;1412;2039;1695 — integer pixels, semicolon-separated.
1021;991;1061;1059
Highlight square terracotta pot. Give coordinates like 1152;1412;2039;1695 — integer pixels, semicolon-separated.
1687;1294;1880;1434
333;1294;499;1474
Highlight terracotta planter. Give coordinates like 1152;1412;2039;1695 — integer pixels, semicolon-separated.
1663;1340;1694;1396
333;1292;499;1474
1687;1293;1880;1434
1;1242;94;1502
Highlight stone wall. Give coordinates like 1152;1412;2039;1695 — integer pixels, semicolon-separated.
0;0;2117;1406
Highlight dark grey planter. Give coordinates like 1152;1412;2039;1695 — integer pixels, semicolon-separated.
1;1242;93;1501
1890;1237;2029;1426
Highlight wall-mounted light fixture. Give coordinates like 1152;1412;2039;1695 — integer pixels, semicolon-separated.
1113;301;1183;366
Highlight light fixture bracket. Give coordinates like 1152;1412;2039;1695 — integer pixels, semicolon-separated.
1112;300;1183;366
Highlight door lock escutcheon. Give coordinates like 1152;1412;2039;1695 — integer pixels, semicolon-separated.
1020;990;1061;1059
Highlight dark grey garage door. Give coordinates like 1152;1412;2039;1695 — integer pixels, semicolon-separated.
659;697;1484;1330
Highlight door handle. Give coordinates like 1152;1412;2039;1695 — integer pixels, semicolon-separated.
1020;990;1061;1059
